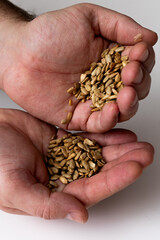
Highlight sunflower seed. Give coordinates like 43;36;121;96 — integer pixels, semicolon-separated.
45;134;105;192
59;176;68;184
65;44;128;120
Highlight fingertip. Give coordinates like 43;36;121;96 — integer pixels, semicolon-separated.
122;61;143;85
111;161;143;189
129;42;149;62
103;161;143;197
95;102;119;133
109;128;138;143
66;210;88;224
146;30;158;46
134;29;158;46
84;101;119;133
126;161;143;180
117;86;138;122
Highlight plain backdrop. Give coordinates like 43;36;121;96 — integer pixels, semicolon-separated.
0;0;160;240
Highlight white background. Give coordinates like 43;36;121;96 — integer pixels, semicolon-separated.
0;0;160;239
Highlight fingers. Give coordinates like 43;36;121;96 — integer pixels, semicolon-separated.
0;206;29;215
68;100;119;133
85;4;158;45
64;140;154;207
78;129;137;146
117;86;139;122
117;42;154;121
64;161;142;207
86;102;119;133
121;42;154;101
6;181;88;223
126;42;156;73
122;61;151;100
102;142;154;166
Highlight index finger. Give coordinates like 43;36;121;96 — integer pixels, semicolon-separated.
81;3;158;45
78;129;137;147
64;161;142;207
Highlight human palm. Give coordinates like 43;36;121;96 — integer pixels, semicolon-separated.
0;109;154;222
2;4;157;132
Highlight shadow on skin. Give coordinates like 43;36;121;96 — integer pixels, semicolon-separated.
88;161;159;226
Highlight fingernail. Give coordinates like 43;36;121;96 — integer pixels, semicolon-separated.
134;67;143;84
131;95;138;107
66;212;85;224
140;49;149;62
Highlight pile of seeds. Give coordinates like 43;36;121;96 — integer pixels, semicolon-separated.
66;44;128;114
44;134;105;192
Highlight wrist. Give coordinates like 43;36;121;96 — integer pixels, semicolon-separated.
0;20;28;90
0;1;35;90
0;0;35;22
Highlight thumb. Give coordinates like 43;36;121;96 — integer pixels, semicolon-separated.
11;182;88;223
84;4;158;45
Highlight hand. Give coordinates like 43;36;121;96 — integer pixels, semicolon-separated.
0;109;154;223
0;3;157;133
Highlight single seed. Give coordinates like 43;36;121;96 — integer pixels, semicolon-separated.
69;99;73;106
48;158;54;165
61;119;68;125
68;153;76;160
49;181;58;188
75;150;82;161
48;168;53;175
67;87;75;94
77;142;85;150
69;159;76;169
112;89;118;95
60;159;67;167
73;170;79;180
116;81;123;88
50;175;59;181
80;152;87;160
55;156;64;162
53;162;61;169
67;112;73;123
134;33;143;43
62;173;72;179
51;167;59;174
59;176;68;184
105;54;112;63
82;160;90;171
61;148;68;158
78;168;88;173
84;138;94;146
115;46;125;52
88;170;94;177
89;161;96;169
108;95;117;100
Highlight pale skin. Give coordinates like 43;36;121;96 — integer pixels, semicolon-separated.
0;2;157;132
0;1;157;223
0;109;154;223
